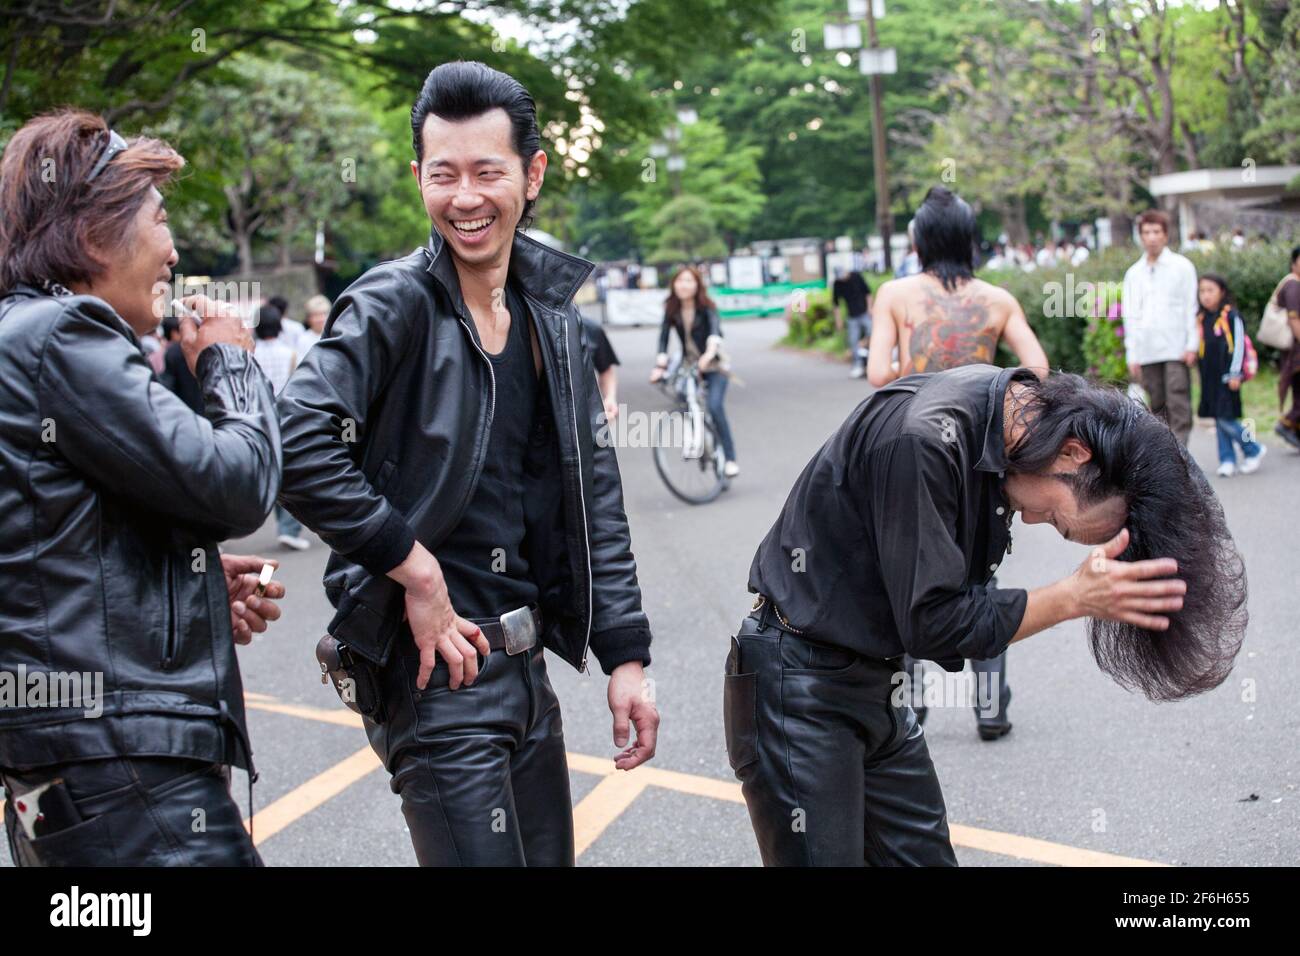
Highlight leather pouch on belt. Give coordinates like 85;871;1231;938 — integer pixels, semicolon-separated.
315;635;387;724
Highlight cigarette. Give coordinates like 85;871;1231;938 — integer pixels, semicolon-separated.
171;298;202;324
254;563;275;598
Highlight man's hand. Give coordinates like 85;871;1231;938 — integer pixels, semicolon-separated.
179;294;254;374
405;579;490;691
1069;528;1186;631
608;661;659;771
1183;350;1197;368
222;554;284;645
1128;361;1143;381
1228;377;1241;392
603;395;620;421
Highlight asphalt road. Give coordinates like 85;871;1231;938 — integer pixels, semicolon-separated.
8;316;1297;867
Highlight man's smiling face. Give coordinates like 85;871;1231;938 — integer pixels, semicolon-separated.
410;108;545;269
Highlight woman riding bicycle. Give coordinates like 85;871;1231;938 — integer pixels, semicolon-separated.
649;265;739;477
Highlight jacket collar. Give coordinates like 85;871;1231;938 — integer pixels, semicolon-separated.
423;227;595;319
975;366;1038;474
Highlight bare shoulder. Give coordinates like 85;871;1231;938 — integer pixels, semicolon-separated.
967;278;1022;316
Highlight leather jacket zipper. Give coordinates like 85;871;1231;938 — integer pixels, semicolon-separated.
162;553;178;669
452;313;496;527
557;310;594;672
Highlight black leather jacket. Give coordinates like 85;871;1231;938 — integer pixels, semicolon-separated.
0;286;281;772
278;230;652;675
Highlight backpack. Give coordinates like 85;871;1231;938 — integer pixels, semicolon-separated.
1257;274;1296;350
1208;308;1258;382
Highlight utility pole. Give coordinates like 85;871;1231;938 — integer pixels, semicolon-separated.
864;0;892;272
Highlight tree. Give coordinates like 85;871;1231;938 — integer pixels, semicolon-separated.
644;195;728;264
622;117;764;255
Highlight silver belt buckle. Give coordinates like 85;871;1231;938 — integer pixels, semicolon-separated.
500;606;537;656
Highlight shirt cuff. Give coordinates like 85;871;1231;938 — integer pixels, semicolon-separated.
589;625;652;675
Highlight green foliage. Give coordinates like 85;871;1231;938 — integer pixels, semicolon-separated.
642;195;729;265
623;117;765;255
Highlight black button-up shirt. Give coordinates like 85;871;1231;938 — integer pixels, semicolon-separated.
748;364;1034;670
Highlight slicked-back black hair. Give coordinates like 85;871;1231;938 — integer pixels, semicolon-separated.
913;186;976;291
1006;373;1247;701
411;60;541;228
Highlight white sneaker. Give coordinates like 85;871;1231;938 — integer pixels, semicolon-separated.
1216;461;1236;478
277;534;310;551
849;366;865;379
1239;444;1267;474
723;461;740;478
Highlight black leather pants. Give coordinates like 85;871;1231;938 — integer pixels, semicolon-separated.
724;612;959;866
364;638;574;866
2;757;260;866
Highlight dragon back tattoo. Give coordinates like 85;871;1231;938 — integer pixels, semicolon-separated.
904;286;1003;372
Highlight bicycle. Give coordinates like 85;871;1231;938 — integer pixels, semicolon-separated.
651;357;730;505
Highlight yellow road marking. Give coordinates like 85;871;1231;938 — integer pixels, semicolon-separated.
242;694;1165;866
572;772;651;857
244;745;381;844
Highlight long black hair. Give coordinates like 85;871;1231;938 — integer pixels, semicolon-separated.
410;61;541;227
1197;273;1234;319
1007;373;1247;701
913;186;976;291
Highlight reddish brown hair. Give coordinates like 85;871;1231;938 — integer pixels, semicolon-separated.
1136;209;1171;235
663;265;716;324
0;109;184;295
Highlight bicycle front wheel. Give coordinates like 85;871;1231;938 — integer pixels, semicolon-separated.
653;409;727;505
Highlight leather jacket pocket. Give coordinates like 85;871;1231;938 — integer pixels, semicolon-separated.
723;636;758;773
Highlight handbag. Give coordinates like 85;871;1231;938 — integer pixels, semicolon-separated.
1257;275;1296;350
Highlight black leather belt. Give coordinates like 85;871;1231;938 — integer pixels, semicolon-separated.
469;605;542;655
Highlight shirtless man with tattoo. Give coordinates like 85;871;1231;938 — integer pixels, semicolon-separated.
867;186;1048;740
868;189;1048;385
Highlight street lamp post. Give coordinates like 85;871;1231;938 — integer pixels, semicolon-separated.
829;0;896;271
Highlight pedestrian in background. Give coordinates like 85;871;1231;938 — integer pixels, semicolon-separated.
581;315;621;420
298;293;331;353
253;304;309;551
1196;274;1265;478
1273;246;1300;451
831;265;871;379
1121;209;1199;445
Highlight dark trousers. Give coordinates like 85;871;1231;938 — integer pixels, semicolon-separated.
723;612;958;866
2;757;260;866
364;640;574;866
1141;360;1193;445
703;370;737;462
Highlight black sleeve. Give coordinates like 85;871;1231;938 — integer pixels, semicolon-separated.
656;314;672;358
40;301;281;541
277;269;423;576
572;311;652;674
867;435;1027;661
592;326;619;373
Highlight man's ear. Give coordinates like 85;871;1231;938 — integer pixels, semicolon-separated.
525;149;547;201
1058;437;1093;466
410;159;420;185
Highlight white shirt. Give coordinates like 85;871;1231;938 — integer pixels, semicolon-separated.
254;338;297;395
1121;247;1199;365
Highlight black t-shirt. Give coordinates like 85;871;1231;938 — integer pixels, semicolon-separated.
580;316;620;374
434;285;541;619
832;272;870;317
